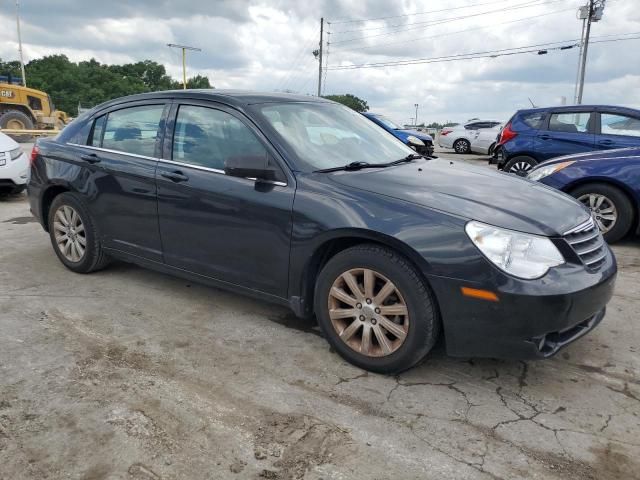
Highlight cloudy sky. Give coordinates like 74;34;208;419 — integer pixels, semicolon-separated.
1;0;638;124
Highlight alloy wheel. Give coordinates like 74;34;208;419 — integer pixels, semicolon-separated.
577;193;618;233
327;268;409;357
454;140;469;153
509;161;534;175
53;205;87;262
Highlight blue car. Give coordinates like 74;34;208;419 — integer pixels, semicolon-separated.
528;147;640;243
362;112;434;156
494;105;640;176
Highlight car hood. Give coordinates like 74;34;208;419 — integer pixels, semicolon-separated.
539;147;640;166
329;158;590;236
396;129;433;142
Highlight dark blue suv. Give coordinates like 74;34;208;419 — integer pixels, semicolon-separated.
494;105;640;175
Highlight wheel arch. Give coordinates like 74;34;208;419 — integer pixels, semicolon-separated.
295;229;436;318
40;184;71;232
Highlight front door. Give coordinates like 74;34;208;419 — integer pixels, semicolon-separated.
535;111;595;161
156;102;295;298
596;112;640;150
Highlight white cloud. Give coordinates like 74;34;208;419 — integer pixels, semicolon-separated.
0;0;638;124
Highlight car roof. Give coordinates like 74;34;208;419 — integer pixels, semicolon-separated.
515;104;640;116
93;89;333;111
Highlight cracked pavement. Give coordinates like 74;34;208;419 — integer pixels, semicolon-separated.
1;150;639;479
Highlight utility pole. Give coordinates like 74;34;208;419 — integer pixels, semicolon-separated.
574;0;606;104
167;43;202;89
414;103;419;126
317;18;324;97
15;0;27;86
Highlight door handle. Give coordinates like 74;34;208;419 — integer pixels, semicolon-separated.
80;153;101;163
598;139;614;145
539;134;551;140
160;170;189;183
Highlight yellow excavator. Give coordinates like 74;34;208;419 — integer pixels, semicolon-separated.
0;78;69;138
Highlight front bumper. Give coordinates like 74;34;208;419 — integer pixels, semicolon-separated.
428;251;617;359
415;143;435;157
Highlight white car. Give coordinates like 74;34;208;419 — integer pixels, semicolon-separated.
470;123;503;155
438;120;502;154
0;132;28;195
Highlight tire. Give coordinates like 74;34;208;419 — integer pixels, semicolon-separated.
488;142;496;156
314;243;440;374
571;183;634;243
453;138;471;154
0;109;34;142
504;156;538;176
47;192;110;273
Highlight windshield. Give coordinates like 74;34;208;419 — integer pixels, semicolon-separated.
256;103;415;171
374;115;402;130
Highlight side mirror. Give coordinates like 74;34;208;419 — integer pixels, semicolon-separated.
224;154;276;181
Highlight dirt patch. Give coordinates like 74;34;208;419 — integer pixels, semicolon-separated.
253;412;353;479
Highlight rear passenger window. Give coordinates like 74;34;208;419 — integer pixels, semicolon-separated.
101;105;164;157
521;112;545;129
172;105;268;171
549;113;591;134
601;113;640;137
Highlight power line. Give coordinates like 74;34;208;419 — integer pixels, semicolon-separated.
275;33;318;91
327;0;514;25
329;0;568;46
331;7;575;53
326;34;639;71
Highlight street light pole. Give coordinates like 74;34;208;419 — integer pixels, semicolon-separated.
167;43;202;89
574;0;606;104
414;104;419;127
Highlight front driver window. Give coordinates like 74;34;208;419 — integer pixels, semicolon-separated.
172;105;270;172
601;113;640;138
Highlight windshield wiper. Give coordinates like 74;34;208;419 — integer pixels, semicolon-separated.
314;161;388;173
314;154;423;173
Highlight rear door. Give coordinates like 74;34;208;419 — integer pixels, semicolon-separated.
535;111;595;160
596;111;640;150
66;101;169;261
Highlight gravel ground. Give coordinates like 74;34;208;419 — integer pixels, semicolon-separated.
0;146;638;479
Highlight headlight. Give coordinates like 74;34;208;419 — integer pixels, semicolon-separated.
465;221;564;279
9;147;23;161
527;161;574;181
406;135;425;146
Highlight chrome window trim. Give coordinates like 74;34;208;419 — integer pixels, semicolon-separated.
66;143;287;187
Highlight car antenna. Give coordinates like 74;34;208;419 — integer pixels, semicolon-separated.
528;97;537;108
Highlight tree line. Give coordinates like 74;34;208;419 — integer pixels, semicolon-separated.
0;55;211;115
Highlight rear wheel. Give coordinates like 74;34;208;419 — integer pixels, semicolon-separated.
314;244;439;373
504;156;538;176
571;183;634;243
48;192;110;273
453;138;471;154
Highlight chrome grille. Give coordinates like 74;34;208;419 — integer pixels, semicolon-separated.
564;218;607;270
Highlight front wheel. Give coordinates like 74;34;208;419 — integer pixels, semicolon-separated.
48;192;110;273
571;183;634;243
504;156;538;176
314;244;439;373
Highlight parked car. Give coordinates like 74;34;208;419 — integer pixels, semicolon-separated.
439;120;502;154
470;123;503;155
362;112;434;156
528;147;640;243
495;105;640;176
0;131;28;195
28;91;616;373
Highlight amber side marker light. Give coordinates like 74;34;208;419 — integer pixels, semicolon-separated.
461;287;499;302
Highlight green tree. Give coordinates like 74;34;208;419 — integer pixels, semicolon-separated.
323;93;369;112
1;55;213;115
